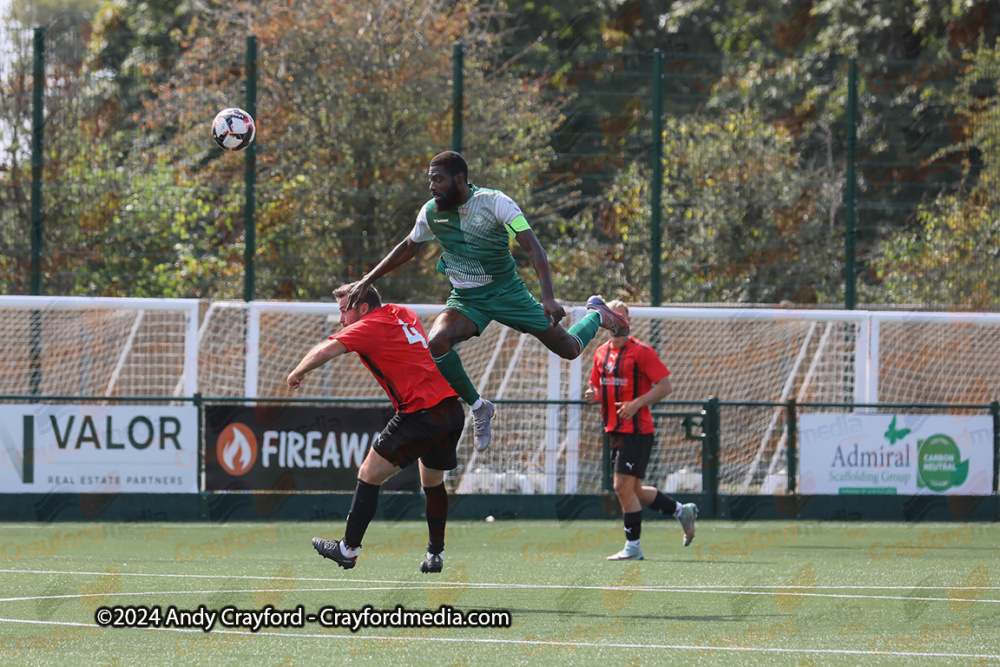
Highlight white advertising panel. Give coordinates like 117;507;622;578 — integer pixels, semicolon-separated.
798;414;994;495
0;405;198;493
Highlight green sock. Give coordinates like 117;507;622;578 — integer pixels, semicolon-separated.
567;312;601;352
431;349;480;404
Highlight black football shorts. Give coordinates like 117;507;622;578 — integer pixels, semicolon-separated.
609;432;655;479
373;396;464;470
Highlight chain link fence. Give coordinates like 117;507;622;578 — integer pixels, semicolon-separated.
1;24;997;309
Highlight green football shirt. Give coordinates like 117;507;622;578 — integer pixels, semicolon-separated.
410;184;531;288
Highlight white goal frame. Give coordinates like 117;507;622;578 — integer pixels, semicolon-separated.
5;296;998;494
241;303;1000;493
0;296;200;397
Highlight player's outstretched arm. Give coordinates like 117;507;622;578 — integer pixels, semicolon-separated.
287;339;349;389
347;237;425;310
514;228;565;326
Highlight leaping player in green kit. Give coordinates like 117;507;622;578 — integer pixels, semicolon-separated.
347;151;629;452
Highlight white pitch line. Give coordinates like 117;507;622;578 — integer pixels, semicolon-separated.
600;589;999;604
0;568;428;584
0;570;995;605
0;568;993;593
0;587;428;603
0;616;997;660
0;585;994;607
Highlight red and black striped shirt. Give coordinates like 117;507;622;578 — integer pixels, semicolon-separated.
589;338;670;434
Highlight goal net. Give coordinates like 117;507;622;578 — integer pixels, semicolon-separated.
577;309;863;496
235;303;1000;495
3;296;997;494
0;297;198;399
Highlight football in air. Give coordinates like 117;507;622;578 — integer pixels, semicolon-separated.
212;107;255;151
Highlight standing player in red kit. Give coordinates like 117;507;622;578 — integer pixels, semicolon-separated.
287;283;462;573
585;300;697;560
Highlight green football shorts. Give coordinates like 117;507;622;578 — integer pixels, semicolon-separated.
445;276;553;335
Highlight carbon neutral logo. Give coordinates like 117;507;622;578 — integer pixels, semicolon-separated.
916;435;969;492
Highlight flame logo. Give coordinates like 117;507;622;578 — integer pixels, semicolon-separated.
216;424;258;476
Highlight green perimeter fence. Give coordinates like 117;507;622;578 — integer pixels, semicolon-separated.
2;27;999;309
1;394;997;523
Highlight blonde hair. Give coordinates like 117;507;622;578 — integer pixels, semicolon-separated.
606;299;629;318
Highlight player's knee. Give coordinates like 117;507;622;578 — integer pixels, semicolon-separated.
427;332;451;358
613;477;635;497
420;469;445;487
556;343;579;360
358;451;395;485
357;460;377;484
553;335;582;360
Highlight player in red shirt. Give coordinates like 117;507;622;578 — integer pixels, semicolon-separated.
287;283;463;574
586;300;698;560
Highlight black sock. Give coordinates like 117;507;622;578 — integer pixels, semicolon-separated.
648;491;679;516
623;510;642;542
424;483;448;555
344;479;380;549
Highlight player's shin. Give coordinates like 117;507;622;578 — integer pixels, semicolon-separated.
623;510;642;545
344;479;380;552
648;490;680;516
567;313;601;350
431;349;480;404
423;483;448;555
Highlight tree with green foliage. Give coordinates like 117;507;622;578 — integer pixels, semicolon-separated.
3;0;997;308
9;0;561;299
659;0;998;308
875;35;1000;310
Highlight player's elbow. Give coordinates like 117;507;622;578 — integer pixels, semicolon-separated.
658;378;673;399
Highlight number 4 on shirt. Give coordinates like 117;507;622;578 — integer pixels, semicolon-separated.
399;319;428;348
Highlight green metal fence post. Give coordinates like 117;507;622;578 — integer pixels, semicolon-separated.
29;28;44;396
602;432;612;493
702;397;720;518
844;58;858;310
787;398;797;494
22;415;34;484
991;400;999;495
452;42;464;153
194;392;204;492
243;35;257;302
30;28;44;297
650;51;664;307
